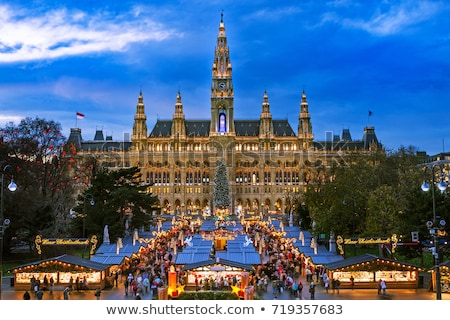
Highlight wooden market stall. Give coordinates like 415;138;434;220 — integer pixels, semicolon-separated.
324;254;424;289
430;260;450;293
9;254;110;290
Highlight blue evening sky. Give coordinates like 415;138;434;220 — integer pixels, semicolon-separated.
0;0;449;155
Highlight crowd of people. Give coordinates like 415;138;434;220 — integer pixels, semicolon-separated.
115;217;327;300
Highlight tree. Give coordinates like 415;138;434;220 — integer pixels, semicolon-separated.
302;146;445;247
72;167;157;242
213;158;231;213
0;117;75;252
365;185;402;236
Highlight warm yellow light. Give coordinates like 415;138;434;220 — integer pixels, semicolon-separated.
168;285;185;298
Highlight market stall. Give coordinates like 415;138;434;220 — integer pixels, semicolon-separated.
9;254;110;290
431;260;450;293
181;258;254;291
324;254;424;289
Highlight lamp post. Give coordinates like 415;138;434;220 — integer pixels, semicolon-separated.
81;193;95;238
420;160;449;300
1;164;18;300
343;196;357;256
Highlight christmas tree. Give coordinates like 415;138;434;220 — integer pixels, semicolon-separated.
213;158;231;214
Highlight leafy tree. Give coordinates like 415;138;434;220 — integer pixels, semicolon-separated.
213;158;231;212
1;117;74;252
365;185;402;236
303;147;430;240
72;167;157;242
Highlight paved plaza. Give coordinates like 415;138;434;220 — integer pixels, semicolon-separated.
2;272;447;300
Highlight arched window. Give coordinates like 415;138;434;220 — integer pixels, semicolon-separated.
174;170;181;184
264;171;271;184
219;110;227;133
147;171;153;184
163;171;170;184
186;170;193;185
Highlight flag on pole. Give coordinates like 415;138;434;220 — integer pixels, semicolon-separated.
368;110;373;125
76;112;85;119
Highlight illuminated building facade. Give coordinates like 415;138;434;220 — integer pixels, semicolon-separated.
68;15;381;216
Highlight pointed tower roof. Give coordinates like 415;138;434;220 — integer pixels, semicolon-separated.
173;90;185;120
260;89;272;117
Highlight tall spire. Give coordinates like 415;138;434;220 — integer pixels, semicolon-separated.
132;90;148;151
173;90;184;119
298;90;313;150
210;13;235;135
172;90;186;138
259;90;273;140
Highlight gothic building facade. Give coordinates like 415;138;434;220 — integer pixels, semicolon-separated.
68;16;381;216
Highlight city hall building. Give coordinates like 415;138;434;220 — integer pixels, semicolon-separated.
68;15;380;216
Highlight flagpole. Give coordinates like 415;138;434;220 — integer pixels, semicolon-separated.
368;110;373;126
75;112;78;128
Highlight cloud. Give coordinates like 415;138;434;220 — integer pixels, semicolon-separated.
0;4;179;63
321;1;443;36
244;6;302;21
343;1;441;36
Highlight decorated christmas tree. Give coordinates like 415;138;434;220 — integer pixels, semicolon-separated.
213;158;231;215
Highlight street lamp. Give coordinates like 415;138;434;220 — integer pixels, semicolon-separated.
420;160;449;300
80;193;95;238
343;196;357;256
1;164;18;300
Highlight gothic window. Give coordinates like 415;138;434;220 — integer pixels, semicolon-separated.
194;170;201;184
175;170;181;184
163;171;170;184
284;170;291;183
252;171;259;184
202;172;210;184
147;171;153;185
219;111;226;133
155;170;162;184
293;170;300;184
186;170;193;185
235;171;243;184
264;171;271;184
275;170;282;184
244;171;251;184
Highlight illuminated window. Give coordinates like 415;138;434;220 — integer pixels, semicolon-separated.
219;112;226;133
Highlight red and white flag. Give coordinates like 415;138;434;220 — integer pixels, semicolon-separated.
76;112;85;119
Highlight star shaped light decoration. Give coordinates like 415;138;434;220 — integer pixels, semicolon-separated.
230;285;245;298
168;285;185;298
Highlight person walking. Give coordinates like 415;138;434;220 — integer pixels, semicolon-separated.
350;275;354;290
298;281;303;299
381;280;387;295
23;291;31;300
272;278;278;298
63;286;70;300
36;289;44;300
95;288;102;300
49;276;54;293
292;281;299;298
143;277;150;294
309;281;315;300
114;272;119;287
124;278;129;296
334;279;340;294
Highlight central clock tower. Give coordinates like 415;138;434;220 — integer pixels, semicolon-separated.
210;13;235;136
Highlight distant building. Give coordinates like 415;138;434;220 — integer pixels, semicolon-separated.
68;15;381;215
